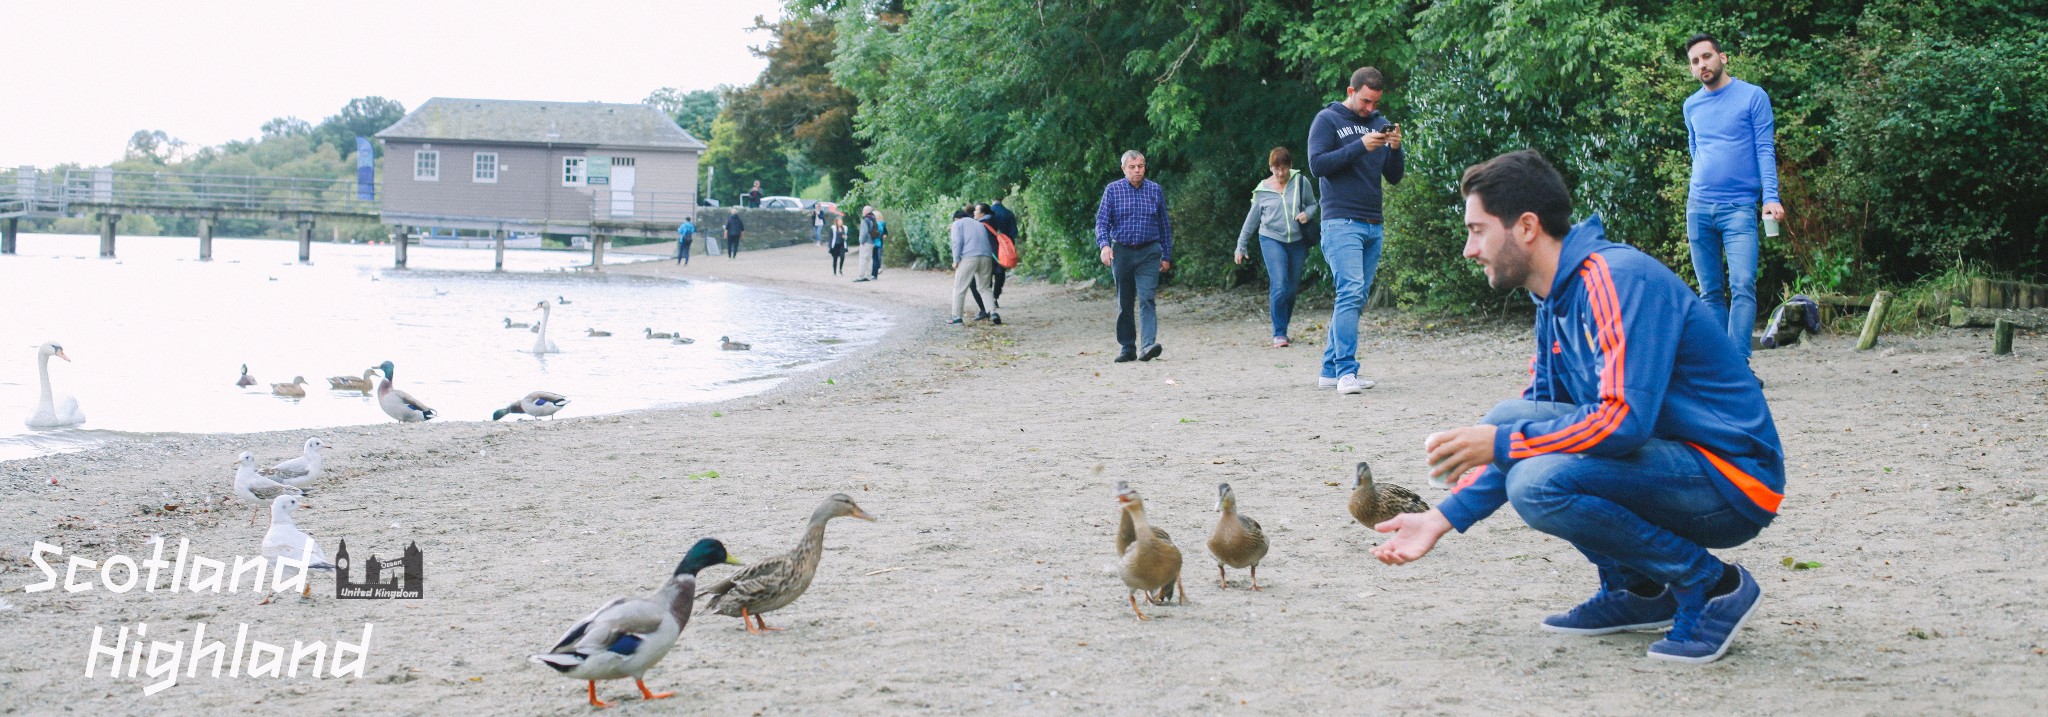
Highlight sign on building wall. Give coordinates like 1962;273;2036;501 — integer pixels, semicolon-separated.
587;155;610;185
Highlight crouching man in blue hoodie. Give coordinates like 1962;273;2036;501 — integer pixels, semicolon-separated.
1372;150;1785;664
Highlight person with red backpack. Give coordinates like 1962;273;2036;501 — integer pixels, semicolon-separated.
948;207;998;325
968;202;1019;320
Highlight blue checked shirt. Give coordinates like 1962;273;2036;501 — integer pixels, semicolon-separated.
1094;178;1173;262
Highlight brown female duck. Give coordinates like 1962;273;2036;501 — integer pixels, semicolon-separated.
1206;483;1268;590
699;494;876;634
1348;460;1430;527
1115;481;1182;620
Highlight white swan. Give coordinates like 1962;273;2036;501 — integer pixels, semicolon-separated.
532;300;560;354
26;342;86;429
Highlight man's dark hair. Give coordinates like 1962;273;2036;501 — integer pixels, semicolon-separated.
1348;67;1385;91
952;209;971;219
1460;150;1572;239
1683;33;1721;58
973;203;992;217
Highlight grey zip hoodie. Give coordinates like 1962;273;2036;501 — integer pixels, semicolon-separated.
1236;169;1319;255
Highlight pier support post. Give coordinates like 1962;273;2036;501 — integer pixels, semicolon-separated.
393;228;408;268
591;234;606;271
98;214;119;257
198;217;214;261
1;217;16;255
494;230;506;272
297;220;313;263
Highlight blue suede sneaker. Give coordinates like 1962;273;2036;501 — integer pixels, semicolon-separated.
1540;587;1678;635
1649;564;1762;664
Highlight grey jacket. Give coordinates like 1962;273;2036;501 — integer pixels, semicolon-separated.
950;217;994;261
1235;169;1319;255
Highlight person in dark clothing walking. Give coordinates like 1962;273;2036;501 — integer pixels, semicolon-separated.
723;212;744;259
987;199;1019;307
1095;150;1173;363
827;215;849;275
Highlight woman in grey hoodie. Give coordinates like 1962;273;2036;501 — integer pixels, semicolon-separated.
1235;147;1319;347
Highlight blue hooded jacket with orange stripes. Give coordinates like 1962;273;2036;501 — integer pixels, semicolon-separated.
1440;215;1786;528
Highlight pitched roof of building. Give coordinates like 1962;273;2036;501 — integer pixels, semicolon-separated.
375;98;707;150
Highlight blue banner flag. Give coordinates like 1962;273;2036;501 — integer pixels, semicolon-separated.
356;137;375;200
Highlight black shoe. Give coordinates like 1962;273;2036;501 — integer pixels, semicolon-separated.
973;312;991;322
1139;344;1162;361
1114;349;1137;363
991;313;1002;326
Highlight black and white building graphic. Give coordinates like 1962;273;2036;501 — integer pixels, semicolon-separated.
335;540;424;599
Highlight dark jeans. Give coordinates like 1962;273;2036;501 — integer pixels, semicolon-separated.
676;239;691;264
870;243;883;277
726;233;741;258
1485;399;1762;591
1110;241;1162;350
830;248;846;275
1258;235;1308;338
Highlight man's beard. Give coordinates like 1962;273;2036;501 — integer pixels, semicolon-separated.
1488;240;1531;290
1699;66;1723;86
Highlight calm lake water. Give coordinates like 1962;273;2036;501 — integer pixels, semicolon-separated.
0;233;889;461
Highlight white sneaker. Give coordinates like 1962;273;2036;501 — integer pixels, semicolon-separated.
1317;376;1339;389
1337;374;1375;394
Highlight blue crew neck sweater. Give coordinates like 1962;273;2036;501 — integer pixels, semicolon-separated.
1306;101;1403;222
1684;78;1781;206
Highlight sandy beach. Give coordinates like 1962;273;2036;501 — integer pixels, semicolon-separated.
3;242;2045;715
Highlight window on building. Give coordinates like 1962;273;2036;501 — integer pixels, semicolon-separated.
610;156;636;167
562;156;586;186
414;150;439;181
473;152;498;183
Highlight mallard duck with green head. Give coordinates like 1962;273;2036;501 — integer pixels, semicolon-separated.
531;538;741;708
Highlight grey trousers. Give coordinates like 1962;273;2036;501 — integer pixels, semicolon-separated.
953;256;995;318
1111;241;1162;350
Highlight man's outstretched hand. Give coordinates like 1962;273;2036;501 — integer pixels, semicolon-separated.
1371;508;1454;566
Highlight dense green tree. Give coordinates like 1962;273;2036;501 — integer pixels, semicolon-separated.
312;96;406;160
644;87;724;143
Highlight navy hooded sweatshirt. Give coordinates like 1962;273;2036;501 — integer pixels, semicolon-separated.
1306;101;1404;222
1436;216;1787;531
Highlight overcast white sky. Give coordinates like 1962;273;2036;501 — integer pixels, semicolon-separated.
1;0;783;167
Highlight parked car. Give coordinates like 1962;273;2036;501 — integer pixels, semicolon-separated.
758;195;805;211
698;197;721;207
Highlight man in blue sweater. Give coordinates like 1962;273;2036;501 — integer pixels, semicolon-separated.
1372;150;1786;664
1307;66;1404;395
1683;33;1785;367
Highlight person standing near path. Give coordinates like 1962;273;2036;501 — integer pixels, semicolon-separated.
1372;150;1783;665
827;215;849;275
1235;146;1319;347
675;217;696;265
1307;66;1404;394
747;181;764;209
871;211;888;280
1683;33;1784;370
986;198;1020;308
855;206;878;281
812;204;827;245
723;212;745;259
1095;150;1173;363
948;208;997;325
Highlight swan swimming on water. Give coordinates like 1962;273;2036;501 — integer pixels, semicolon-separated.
532;300;560;354
27;342;86;429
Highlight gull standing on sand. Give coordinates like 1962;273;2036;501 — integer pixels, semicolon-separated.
259;437;329;488
532;300;560;354
234;451;303;525
259;494;334;603
374;361;437;422
531;538;741;708
26;342;86;428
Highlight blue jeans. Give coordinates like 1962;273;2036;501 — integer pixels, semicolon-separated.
1319;219;1384;379
1486;399;1761;591
1258;235;1308;339
1687;202;1759;360
1110;241;1162;350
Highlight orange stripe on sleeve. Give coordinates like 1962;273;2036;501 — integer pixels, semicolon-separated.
1512;255;1630;458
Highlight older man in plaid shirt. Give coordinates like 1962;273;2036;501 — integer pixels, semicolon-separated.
1095;150;1174;363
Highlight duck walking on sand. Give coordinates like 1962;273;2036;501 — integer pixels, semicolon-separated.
1348;461;1430;528
1207;483;1269;590
531;539;741;708
493;391;570;420
374;361;436;423
259;494;334;603
718;336;750;351
236;364;257;388
259;437;328;488
234;451;303;526
26;342;86;429
700;494;876;635
1115;481;1183;620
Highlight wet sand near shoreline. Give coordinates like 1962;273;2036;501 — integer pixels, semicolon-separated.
2;242;2045;715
